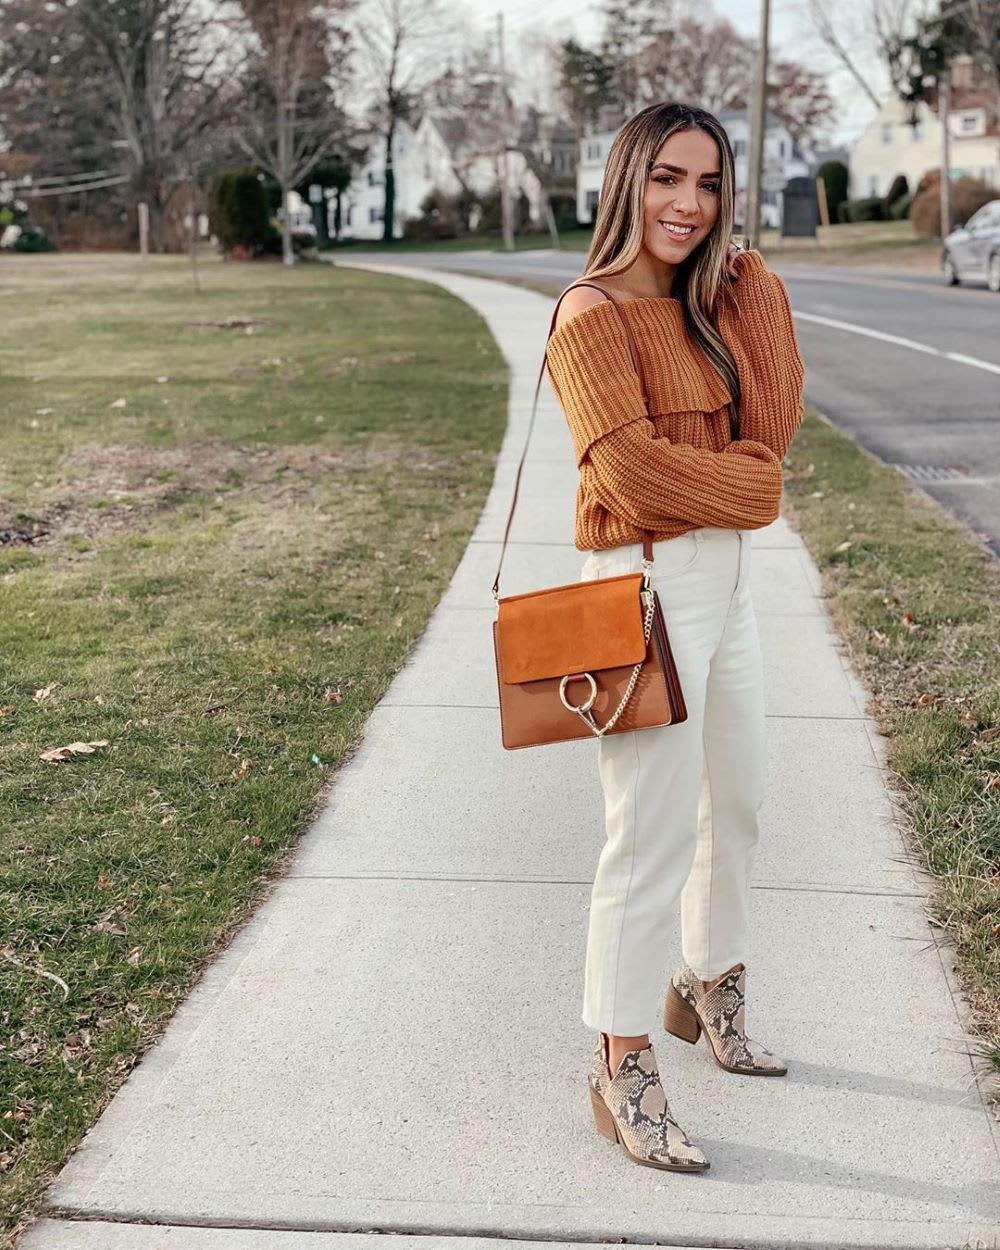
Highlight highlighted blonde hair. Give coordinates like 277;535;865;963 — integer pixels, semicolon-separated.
583;101;744;435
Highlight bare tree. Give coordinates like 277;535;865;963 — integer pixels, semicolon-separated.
635;16;756;113
233;0;355;264
796;0;884;109
69;0;242;252
353;0;452;242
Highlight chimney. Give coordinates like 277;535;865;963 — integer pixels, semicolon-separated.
949;55;975;91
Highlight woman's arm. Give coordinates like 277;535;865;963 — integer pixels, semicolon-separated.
584;418;783;531
546;289;783;529
717;249;805;461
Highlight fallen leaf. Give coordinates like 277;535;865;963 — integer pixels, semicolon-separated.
0;706;13;716
917;692;933;706
33;682;58;703
40;739;110;763
232;758;251;779
901;612;918;630
834;540;852;553
97;873;112;888
93;920;126;936
323;687;342;704
110;398;127;409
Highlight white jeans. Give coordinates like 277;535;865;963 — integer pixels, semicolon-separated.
578;526;765;1035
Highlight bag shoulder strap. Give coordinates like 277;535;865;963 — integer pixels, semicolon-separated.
491;280;653;603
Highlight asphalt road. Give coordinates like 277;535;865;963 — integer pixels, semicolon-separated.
331;247;1000;554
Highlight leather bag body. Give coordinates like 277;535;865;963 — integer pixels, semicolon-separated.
491;281;688;750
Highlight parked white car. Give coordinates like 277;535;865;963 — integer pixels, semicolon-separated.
941;199;1000;292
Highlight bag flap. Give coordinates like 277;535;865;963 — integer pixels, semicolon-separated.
496;572;646;684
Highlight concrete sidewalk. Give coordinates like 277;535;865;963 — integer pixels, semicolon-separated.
23;266;999;1250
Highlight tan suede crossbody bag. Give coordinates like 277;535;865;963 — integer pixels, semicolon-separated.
491;281;688;751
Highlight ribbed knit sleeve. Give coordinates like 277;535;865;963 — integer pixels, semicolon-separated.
717;248;805;460
544;301;649;466
585;420;783;530
545;298;783;530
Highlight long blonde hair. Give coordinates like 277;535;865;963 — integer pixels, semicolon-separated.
583;101;743;434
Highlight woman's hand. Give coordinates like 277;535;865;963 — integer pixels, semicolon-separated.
724;238;747;279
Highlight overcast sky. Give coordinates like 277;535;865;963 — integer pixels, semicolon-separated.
460;0;886;149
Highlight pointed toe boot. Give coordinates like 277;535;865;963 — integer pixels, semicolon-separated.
663;963;787;1076
588;1032;710;1172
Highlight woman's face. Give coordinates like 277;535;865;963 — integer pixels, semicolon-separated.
641;127;722;265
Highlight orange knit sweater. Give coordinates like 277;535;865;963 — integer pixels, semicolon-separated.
544;248;805;551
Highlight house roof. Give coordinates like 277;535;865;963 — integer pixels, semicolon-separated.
716;107;787;132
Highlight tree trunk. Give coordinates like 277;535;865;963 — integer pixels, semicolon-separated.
278;90;295;266
281;183;294;266
382;123;395;243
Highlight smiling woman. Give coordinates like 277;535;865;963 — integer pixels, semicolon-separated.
524;101;806;1172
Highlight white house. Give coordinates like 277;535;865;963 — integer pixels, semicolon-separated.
339;119;426;241
717;108;810;228
849;57;1000;200
577;107;808;229
338;107;556;241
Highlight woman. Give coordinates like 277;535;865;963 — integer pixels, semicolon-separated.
544;101;805;1172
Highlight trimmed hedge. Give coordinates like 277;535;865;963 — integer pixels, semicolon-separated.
836;196;887;224
208;167;272;255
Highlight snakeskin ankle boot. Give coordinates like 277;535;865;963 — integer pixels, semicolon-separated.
663;963;787;1076
587;1032;710;1172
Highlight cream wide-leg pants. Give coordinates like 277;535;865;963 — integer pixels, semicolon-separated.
578;526;765;1036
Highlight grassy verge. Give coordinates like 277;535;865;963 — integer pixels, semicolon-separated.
477;266;1000;1097
0;253;507;1244
782;411;999;1088
320;228;594;254
321;227;942;271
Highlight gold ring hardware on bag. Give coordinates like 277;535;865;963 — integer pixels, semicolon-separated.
560;672;598;714
490;279;690;750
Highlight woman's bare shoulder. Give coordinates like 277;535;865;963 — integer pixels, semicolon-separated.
553;284;611;335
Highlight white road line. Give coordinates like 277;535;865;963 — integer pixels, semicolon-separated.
794;309;1000;376
944;350;1000;376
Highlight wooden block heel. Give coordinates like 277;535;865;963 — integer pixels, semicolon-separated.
663;982;702;1043
589;1083;619;1143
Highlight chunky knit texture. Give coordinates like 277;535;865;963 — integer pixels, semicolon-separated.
544;248;805;551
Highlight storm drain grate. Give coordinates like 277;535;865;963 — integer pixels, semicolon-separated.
890;463;969;483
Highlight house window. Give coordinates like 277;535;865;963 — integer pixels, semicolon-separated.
868;174;879;195
585;189;599;218
586;141;601;160
368;207;383;223
344;206;352;226
881;124;892;144
778;139;785;157
911;121;924;140
959;112;981;133
734;139;746;157
366;169;382;187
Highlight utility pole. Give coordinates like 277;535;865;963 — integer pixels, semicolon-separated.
496;11;514;252
938;68;952;241
745;0;771;249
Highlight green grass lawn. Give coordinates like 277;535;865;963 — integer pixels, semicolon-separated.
0;253;507;1244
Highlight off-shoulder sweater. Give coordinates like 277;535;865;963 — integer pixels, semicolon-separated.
544;248;805;551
